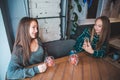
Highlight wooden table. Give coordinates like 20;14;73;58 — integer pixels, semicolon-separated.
25;52;120;80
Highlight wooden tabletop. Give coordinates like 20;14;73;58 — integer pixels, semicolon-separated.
25;52;120;80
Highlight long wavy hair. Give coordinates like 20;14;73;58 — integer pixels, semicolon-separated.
90;16;111;50
14;17;39;65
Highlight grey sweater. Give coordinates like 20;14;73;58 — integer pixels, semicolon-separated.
7;39;46;79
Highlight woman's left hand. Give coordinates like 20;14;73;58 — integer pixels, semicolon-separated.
82;41;94;54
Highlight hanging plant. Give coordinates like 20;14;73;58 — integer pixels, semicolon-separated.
73;12;78;22
74;0;82;12
70;0;93;35
71;0;82;34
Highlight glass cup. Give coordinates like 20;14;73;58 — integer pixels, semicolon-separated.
44;56;55;67
69;54;79;66
84;37;89;46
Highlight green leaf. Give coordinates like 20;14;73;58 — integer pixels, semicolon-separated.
74;0;79;4
77;4;82;12
73;22;77;27
69;4;73;9
72;28;74;31
73;12;78;22
73;23;76;28
74;0;82;12
70;5;73;9
74;22;78;27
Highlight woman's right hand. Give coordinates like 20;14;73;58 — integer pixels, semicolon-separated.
38;63;47;73
82;40;94;54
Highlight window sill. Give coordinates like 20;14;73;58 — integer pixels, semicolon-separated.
77;18;120;26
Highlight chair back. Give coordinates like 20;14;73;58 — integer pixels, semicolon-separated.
43;39;76;58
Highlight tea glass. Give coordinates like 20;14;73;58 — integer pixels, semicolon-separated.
69;54;79;66
84;37;89;46
44;56;55;67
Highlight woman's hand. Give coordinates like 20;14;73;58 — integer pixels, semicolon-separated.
82;41;94;54
38;63;47;73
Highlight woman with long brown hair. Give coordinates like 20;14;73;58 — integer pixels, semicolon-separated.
7;17;47;79
69;16;111;58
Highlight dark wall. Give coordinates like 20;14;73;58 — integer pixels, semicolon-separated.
110;22;120;38
70;25;93;39
87;0;99;18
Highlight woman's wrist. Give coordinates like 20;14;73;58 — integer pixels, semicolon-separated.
38;63;47;73
89;49;94;54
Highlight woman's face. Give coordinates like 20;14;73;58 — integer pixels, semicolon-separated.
29;21;38;39
94;19;103;35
